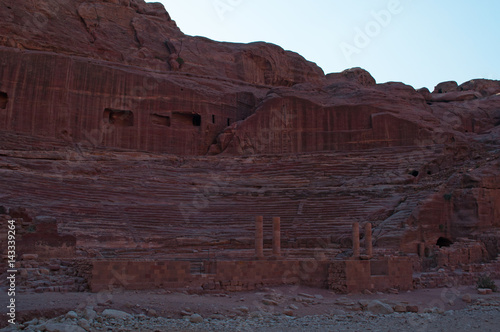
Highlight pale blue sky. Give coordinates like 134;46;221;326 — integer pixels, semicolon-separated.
157;0;499;90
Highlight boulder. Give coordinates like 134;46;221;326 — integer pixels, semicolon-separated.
406;305;419;313
478;288;493;295
394;304;407;313
77;318;91;331
66;311;78;319
433;81;458;93
367;300;394;315
189;314;203;323
458;79;500;96
326;67;376;86
102;309;132;320
429;91;482;102
83;307;97;321
262;299;279;306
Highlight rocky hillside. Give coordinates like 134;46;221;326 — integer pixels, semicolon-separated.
0;0;499;259
0;0;323;86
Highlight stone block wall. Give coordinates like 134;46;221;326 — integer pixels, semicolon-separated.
90;259;330;292
0;212;76;259
91;261;191;292
328;257;413;293
436;241;488;267
208;260;329;291
91;257;412;293
14;257;91;293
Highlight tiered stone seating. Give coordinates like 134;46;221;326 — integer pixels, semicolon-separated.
0;131;461;258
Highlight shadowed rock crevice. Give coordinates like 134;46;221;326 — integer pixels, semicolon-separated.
437;237;453;247
0;91;7;109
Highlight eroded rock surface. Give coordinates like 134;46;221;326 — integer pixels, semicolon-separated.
0;0;499;290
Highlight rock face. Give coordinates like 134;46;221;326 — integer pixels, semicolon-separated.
0;0;500;271
0;0;323;85
0;0;323;154
210;81;438;155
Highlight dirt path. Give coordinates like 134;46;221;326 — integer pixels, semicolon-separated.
1;283;499;330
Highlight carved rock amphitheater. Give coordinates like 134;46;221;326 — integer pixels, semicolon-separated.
0;0;499;294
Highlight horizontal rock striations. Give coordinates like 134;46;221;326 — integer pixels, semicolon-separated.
0;0;499;264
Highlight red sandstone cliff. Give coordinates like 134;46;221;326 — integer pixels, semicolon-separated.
0;0;500;263
0;0;323;85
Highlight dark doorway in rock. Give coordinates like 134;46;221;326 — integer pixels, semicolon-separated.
437;237;453;247
410;170;419;177
0;91;7;109
171;112;202;128
227;118;231;126
192;114;201;126
104;109;134;127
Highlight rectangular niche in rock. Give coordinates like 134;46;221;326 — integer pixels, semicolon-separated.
0;91;8;109
172;112;202;127
151;113;171;127
104;108;134;127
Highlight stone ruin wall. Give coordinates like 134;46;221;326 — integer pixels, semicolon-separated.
2;208;498;295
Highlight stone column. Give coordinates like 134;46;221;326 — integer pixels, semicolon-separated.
352;222;360;259
255;216;264;259
272;217;281;257
365;223;372;257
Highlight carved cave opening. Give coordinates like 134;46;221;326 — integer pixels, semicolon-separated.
409;170;419;177
437;237;453;248
171;112;202;128
104;109;134;127
227;118;231;126
192;114;201;126
0;91;8;109
212;114;215;124
151;114;171;127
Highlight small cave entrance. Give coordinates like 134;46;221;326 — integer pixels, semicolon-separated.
104;109;134;127
171;112;202;128
192;114;201;127
151;114;171;127
0;91;8;109
227;118;231;126
409;170;419;177
436;237;453;248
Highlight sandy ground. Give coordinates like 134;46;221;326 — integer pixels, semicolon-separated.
1;283;499;331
